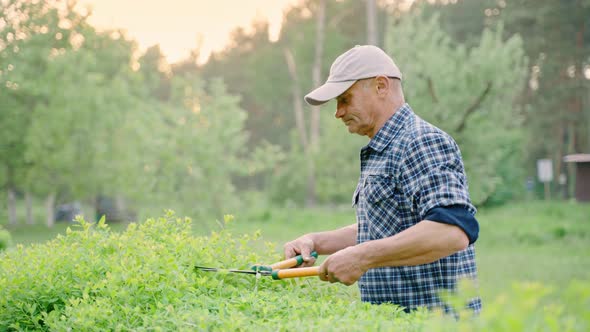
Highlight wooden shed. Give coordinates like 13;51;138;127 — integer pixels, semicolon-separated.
563;154;590;202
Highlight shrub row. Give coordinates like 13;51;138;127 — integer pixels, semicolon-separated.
0;213;588;331
0;225;11;252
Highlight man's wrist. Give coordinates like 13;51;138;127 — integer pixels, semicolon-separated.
305;233;321;253
352;242;373;272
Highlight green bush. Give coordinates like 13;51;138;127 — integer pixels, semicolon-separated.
0;213;422;330
0;225;12;251
0;212;588;331
430;281;590;331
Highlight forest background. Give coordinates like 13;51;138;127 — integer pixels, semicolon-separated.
1;0;589;227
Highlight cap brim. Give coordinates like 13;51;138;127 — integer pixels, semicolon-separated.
304;81;356;106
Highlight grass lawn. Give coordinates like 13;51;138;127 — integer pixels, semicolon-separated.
2;200;589;302
475;201;590;290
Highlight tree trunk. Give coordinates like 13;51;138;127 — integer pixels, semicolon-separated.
555;122;564;199
306;0;327;207
576;18;588;152
7;187;17;225
366;0;378;45
311;0;325;148
283;48;308;149
587;88;590;152
45;193;56;227
284;47;318;208
284;1;327;207
567;122;576;199
25;192;34;225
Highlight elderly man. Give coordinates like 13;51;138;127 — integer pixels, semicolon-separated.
283;45;481;313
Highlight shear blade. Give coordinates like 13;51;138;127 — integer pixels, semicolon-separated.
194;266;270;275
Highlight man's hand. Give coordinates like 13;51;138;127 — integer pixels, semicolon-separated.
318;246;367;286
283;235;317;267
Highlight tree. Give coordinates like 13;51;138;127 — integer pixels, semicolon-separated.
500;0;590;193
137;45;171;101
201;20;294;148
383;13;528;204
198;0;418;206
421;0;590;199
0;0;93;225
22;28;150;226
139;75;281;222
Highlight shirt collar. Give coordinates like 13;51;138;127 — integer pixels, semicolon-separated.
367;103;413;152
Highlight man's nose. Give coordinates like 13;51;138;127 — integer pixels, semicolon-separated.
335;105;345;118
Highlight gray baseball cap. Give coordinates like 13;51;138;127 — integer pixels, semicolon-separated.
304;45;402;106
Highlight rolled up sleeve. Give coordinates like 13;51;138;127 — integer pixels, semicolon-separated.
400;131;479;244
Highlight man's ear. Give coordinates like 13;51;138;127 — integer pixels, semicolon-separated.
374;76;389;97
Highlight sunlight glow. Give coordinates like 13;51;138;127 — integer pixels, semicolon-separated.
79;0;298;64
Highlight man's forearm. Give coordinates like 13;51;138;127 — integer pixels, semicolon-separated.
356;220;468;269
309;223;357;255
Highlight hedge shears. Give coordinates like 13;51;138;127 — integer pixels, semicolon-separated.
195;252;320;280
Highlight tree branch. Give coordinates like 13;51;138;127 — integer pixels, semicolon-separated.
427;77;439;104
455;81;493;133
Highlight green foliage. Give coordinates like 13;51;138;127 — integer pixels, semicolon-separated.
0;0;89;193
202;0;363;204
202;25;295;148
384;13;528;205
427;0;590;195
428;281;590;332
0;0;159;219
0;213;419;330
1;0;280;224
1;211;588;330
270;111;366;205
0;225;12;251
19;30;152;205
201;0;359;148
268;133;308;205
139;76;283;220
314;112;367;203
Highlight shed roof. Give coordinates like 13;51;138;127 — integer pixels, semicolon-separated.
564;154;590;163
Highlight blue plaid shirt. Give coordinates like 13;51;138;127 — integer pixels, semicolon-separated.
353;103;481;312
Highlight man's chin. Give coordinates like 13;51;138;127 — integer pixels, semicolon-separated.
346;126;359;135
344;123;365;135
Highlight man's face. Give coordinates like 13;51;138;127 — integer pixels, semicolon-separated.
334;79;378;137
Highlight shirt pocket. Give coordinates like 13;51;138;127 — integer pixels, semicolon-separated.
352;180;362;207
363;174;403;239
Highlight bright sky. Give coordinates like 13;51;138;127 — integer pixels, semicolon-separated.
79;0;299;64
